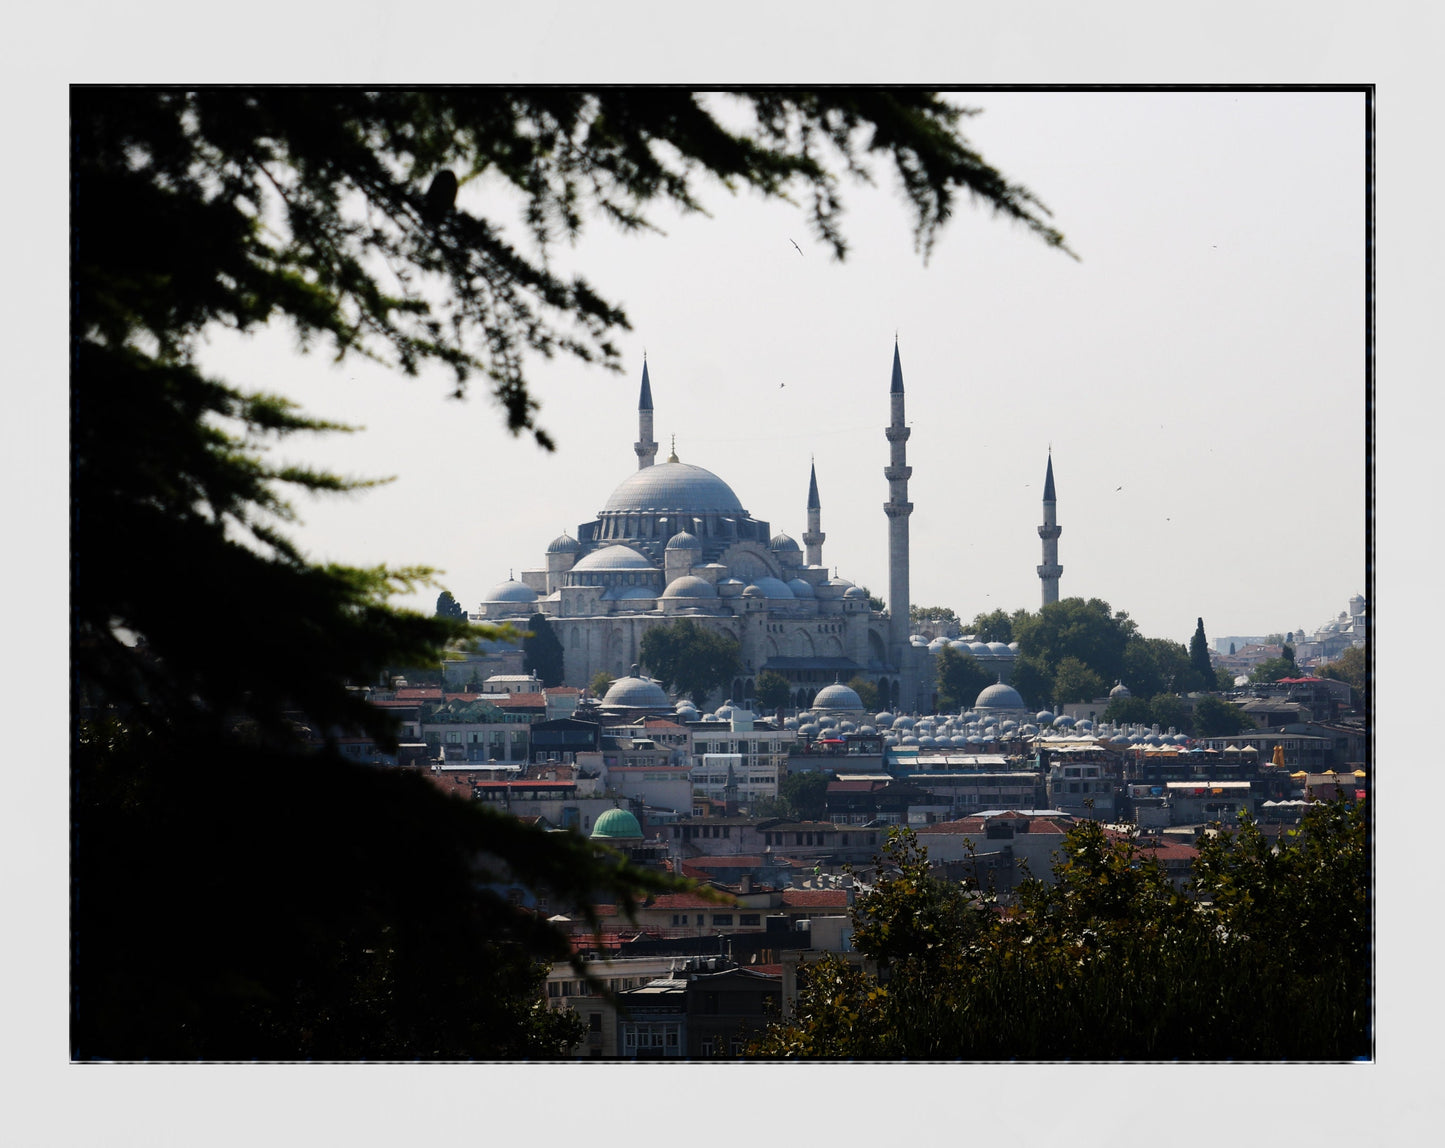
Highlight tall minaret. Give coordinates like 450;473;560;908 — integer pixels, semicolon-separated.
1037;451;1063;606
884;341;913;670
802;458;825;567
634;357;657;470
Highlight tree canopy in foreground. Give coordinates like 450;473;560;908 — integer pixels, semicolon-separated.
71;88;1071;1058
751;800;1369;1060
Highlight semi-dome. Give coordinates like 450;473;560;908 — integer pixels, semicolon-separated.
572;545;655;572
483;578;538;603
813;681;864;711
591;807;643;841
661;575;717;598
975;681;1026;711
546;532;581;554
665;531;701;551
769;532;801;552
602;461;746;515
602;667;671;710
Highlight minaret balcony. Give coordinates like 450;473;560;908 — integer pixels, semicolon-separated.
1038;525;1061;540
884;502;914;518
884;426;911;443
1037;564;1063;579
884;466;912;482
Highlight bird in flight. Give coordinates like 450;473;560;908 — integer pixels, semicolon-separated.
790;238;803;256
1115;485;1123;492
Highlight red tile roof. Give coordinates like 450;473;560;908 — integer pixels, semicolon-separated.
688;856;768;868
780;889;848;908
649;892;739;910
496;692;547;708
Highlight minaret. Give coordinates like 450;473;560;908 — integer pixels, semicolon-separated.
802;458;826;567
884;341;913;673
634;357;657;469
1037;451;1063;606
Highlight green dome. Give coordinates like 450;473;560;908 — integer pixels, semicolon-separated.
591;807;643;841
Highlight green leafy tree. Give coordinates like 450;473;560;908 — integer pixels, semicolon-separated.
72;88;1070;1059
1147;692;1188;733
910;604;960;635
754;670;792;714
1008;653;1054;711
752;805;1369;1059
521;612;565;688
1249;656;1299;685
861;586;886;612
1013;597;1135;701
1103;694;1153;726
935;646;994;712
1051;655;1106;706
435;590;468;620
1320;645;1368;714
588;670;615;698
968;608;1014;643
846;675;881;712
639;619;741;705
778;770;833;821
1192;695;1256;737
1123;635;1191;698
1188;617;1214;690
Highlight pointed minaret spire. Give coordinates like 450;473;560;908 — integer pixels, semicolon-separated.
634;358;657;469
884;341;914;705
668;434;679;464
1037;450;1063;606
803;457;825;567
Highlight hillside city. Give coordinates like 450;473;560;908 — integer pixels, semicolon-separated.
322;592;1368;1059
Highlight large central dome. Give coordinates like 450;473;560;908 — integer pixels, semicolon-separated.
602;461;746;515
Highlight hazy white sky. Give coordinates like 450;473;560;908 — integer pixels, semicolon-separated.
198;89;1366;647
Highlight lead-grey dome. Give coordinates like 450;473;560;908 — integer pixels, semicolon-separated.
749;576;795;599
770;532;801;552
813;681;864;712
483;578;538;603
602;667;671;710
546;532;581;554
602;461;746;515
666;531;701;551
975;681;1026;711
662;575;717;598
571;545;655;572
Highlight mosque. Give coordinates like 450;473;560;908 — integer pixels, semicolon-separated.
474;344;1061;714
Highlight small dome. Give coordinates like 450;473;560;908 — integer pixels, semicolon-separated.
662;575;717;599
1053;714;1076;728
769;532;802;552
750;576;797;600
987;642;1012;657
572;545;655;572
591;807;643;841
602;668;671;710
1036;710;1056;724
813;681;864;711
969;642;991;657
975;681;1026;711
787;578;816;598
742;584;764;598
546;532;581;554
843;586;867;600
666;531;701;551
483;579;538;603
1110;681;1132;698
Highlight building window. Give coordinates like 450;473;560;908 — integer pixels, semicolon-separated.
712;914;733;926
589;1013;602;1033
740;914;760;926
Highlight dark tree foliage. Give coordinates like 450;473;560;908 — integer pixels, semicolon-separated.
968;608;1014;643
754;669;792;714
1249;656;1299;685
1050;655;1106;705
1189;617;1214;690
1013;598;1137;703
521;612;565;688
752;803;1370;1060
934;646;993;712
778;770;833;822
1320;645;1368;715
1102;694;1153;726
72;88;1070;1059
1122;634;1191;698
639;619;741;705
846;675;881;712
436;590;468;620
1192;695;1257;738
